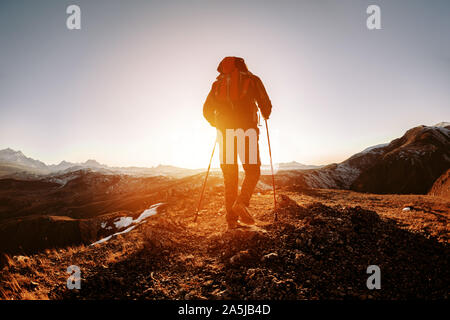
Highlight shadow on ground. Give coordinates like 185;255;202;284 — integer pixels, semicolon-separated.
56;198;449;300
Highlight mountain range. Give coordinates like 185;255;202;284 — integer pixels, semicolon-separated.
0;148;204;178
259;122;450;194
0;123;448;301
1;122;449;193
0;149;320;179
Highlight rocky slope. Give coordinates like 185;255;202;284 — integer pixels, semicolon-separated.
276;124;450;194
0;168;232;254
0;170;174;253
0;187;448;300
429;169;450;199
0;123;449;299
351;124;450;194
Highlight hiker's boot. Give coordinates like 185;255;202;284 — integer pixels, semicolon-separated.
227;220;246;230
232;201;255;225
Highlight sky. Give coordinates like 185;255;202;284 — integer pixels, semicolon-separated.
0;0;449;169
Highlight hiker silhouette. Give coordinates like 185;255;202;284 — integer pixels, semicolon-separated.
203;57;272;229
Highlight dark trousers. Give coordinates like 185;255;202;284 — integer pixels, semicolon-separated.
218;129;261;223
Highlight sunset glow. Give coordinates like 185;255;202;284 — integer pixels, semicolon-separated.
0;1;449;168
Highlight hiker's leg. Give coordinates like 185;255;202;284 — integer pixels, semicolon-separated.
218;128;240;224
220;164;239;223
238;134;261;207
239;164;260;206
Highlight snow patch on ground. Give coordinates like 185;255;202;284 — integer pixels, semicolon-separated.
91;203;163;246
91;235;112;245
135;203;162;223
114;216;134;229
47;175;78;187
433;122;449;128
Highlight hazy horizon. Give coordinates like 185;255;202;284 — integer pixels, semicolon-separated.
1;0;449;169
2;119;448;169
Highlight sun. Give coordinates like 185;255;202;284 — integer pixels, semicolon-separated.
166;125;220;169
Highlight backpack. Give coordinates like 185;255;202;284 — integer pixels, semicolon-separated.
213;57;260;125
214;57;254;106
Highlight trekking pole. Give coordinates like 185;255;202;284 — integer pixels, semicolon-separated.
265;119;278;221
194;140;216;223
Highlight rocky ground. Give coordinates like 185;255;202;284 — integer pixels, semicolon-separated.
1;185;448;300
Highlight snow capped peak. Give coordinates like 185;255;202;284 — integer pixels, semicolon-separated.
48;160;76;172
433;122;450;128
0;148;109;174
360;143;389;154
0;148;46;169
0;148;23;156
84;159;102;167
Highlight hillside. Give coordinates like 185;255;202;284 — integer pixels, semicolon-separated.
429;169;450;199
276;124;450;194
1;185;448;300
351;124;450;194
0;169;212;253
0;123;449;300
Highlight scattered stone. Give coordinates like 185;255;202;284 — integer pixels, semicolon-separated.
261;252;278;263
229;250;250;265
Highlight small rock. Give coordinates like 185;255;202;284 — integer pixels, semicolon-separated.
229;250;250;264
203;280;213;286
261;252;278;263
294;252;304;264
14;255;30;264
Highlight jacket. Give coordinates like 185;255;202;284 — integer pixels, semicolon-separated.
203;56;272;131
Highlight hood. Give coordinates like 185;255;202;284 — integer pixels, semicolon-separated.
217;56;249;74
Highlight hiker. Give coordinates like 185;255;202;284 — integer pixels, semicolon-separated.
203;56;272;229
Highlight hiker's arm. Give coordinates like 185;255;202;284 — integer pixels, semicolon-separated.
203;84;217;127
254;76;272;120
